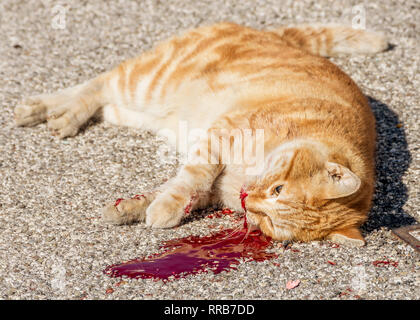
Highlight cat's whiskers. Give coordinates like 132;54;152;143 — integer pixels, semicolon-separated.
216;222;244;242
240;221;260;244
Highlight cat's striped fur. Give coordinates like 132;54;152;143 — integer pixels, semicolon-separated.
15;22;387;245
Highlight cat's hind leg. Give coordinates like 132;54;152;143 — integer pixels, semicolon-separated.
15;75;106;138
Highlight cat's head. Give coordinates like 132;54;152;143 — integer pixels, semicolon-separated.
244;139;367;246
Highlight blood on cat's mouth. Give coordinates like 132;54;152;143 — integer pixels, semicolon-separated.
240;187;248;212
240;187;261;233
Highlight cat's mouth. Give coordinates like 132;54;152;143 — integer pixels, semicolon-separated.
241;187;292;239
245;212;259;229
246;210;295;241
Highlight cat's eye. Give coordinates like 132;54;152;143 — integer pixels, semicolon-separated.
273;185;283;195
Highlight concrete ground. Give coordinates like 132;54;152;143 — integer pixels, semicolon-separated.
0;0;418;299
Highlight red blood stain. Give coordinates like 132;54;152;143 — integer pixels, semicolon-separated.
114;198;124;207
221;208;234;215
184;194;198;216
240;187;248;212
208;208;235;219
114;194;145;207
103;220;276;282
372;259;398;268
184;201;193;215
239;188;249;229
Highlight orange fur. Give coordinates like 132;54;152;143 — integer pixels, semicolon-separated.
15;22;388;245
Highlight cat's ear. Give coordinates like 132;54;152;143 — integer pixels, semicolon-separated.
327;228;365;247
323;162;361;199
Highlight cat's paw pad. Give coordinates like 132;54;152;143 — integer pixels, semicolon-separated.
15;97;48;126
102;197;148;225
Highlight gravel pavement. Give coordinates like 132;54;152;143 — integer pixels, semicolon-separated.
0;0;419;299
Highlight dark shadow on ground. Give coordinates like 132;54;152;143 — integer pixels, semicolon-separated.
362;97;416;232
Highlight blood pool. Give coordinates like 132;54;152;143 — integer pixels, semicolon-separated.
104;190;276;282
104;219;276;281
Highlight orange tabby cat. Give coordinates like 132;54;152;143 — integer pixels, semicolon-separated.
15;22;388;246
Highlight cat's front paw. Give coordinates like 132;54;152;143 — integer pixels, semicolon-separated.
102;196;149;225
145;194;193;228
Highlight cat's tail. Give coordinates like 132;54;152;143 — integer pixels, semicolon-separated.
271;24;389;57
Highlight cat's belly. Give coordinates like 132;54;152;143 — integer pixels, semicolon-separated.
104;79;240;151
103;103;221;149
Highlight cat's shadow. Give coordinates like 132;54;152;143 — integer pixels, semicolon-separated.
363;97;416;232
